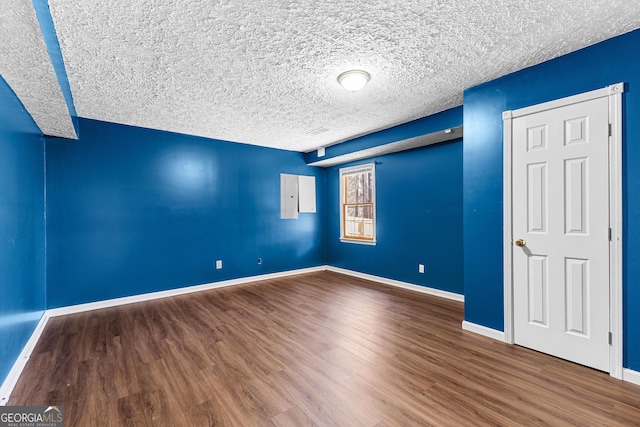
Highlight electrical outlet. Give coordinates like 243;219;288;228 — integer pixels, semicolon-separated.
216;260;222;269
257;258;262;264
418;264;425;274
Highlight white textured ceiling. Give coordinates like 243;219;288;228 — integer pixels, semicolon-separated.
0;0;76;139
29;1;640;150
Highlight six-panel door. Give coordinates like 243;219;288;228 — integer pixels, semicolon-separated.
512;96;610;372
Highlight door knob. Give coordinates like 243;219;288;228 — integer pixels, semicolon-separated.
514;239;526;247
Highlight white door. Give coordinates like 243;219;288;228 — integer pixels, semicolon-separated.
512;96;610;372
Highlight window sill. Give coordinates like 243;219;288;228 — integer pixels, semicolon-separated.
340;238;377;246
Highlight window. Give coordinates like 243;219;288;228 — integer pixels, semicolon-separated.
340;163;376;244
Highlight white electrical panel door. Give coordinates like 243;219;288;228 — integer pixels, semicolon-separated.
298;175;316;213
281;174;299;219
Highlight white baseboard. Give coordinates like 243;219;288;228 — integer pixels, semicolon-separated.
623;368;640;386
0;266;327;403
0;266;459;405
46;266;327;317
0;313;50;405
462;320;506;342
48;265;463;318
326;266;464;302
462;322;640;387
5;265;638;405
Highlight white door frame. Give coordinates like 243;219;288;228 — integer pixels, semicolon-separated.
502;83;624;379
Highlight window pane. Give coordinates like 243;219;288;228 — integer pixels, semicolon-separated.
344;171;373;204
344;203;374;239
364;172;372;203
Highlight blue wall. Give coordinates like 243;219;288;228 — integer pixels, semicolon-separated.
463;28;640;370
327;139;464;295
0;76;46;383
45;118;326;308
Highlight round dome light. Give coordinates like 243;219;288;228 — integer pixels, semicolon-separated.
337;70;371;92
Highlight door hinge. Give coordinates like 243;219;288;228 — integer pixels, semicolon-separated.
609;332;613;345
609;227;613;241
608;123;613;137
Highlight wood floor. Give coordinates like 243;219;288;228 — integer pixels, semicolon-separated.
9;271;640;426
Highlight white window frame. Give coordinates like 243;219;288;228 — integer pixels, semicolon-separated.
339;163;376;245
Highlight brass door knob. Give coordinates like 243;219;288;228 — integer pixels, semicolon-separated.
515;239;526;247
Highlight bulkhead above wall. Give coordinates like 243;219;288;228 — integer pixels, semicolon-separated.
305;107;463;167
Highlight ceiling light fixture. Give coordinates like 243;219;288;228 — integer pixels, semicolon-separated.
337;70;370;92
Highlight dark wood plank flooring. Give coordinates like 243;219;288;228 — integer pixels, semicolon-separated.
9;271;640;426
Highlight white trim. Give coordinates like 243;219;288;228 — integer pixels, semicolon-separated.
0;267;326;403
503;110;515;345
623;369;640;387
1;265;461;402
609;85;624;380
338;163;377;176
3;268;465;324
462;321;506;342
0;313;50;405
339;238;377;246
3;264;638;404
502;83;625;379
47;266;326;317
326;266;464;302
509;84;623;119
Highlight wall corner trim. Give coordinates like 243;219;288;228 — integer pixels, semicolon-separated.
462;321;506;342
326;266;464;302
0;313;50;406
623;369;640;386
